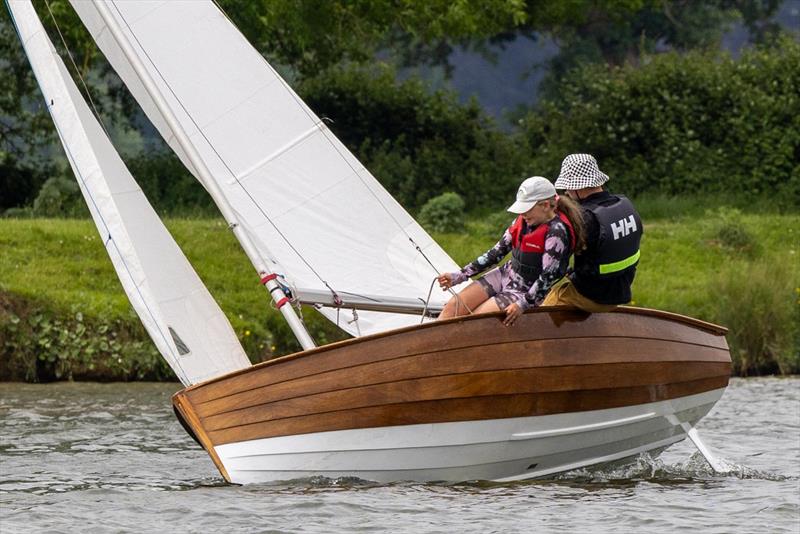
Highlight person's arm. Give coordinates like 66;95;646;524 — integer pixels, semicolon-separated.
518;221;571;309
452;227;513;283
440;226;514;289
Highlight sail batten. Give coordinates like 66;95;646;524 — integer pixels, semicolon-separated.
8;0;251;386
69;0;460;337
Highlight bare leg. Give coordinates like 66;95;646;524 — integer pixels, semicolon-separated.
473;298;501;314
438;282;491;319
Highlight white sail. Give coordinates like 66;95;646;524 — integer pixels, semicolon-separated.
68;0;460;337
8;0;251;386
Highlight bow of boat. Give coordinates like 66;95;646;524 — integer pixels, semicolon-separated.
172;306;731;483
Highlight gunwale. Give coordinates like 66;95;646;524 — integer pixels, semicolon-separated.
177;306;727;395
173;306;730;452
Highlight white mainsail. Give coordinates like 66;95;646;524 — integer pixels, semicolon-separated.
68;0;461;338
8;0;251;386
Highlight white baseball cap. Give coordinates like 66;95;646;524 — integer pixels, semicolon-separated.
507;176;556;214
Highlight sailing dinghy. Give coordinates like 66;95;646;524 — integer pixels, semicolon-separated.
10;0;731;484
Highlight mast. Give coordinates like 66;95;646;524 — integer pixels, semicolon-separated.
92;0;315;350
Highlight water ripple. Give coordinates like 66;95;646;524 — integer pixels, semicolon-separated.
0;378;798;533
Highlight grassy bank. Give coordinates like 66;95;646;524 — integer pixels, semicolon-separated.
1;210;798;380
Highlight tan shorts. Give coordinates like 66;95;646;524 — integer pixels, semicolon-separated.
541;278;619;313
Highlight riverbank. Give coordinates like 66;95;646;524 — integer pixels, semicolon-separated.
1;210;797;381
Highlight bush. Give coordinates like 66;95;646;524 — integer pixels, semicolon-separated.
2;206;33;218
709;260;799;375
299;64;531;211
126;151;217;216
707;207;758;255
418;192;466;232
0;292;172;381
519;36;800;207
475;210;516;238
31;176;86;217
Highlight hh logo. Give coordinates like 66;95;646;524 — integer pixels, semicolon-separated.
525;243;543;250
610;215;637;240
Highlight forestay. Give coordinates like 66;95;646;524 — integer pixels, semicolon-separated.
8;0;251;386
68;0;460;337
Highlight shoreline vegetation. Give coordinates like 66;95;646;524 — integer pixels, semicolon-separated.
1;203;797;382
3;23;796;381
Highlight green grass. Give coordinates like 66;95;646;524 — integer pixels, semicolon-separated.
1;211;798;378
0;218;289;325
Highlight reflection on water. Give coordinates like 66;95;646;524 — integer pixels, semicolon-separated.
1;378;798;533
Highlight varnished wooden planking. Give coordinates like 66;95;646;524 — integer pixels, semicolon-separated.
187;310;729;405
611;306;728;335
173;394;231;482
193;339;730;420
173;308;732;453
199;361;730;432
205;375;730;445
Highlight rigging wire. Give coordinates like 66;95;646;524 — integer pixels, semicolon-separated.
7;1;192;386
108;0;339;301
108;0;459;327
209;0;452;296
44;0;111;140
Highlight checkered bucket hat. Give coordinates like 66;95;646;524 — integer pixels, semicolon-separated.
554;154;609;190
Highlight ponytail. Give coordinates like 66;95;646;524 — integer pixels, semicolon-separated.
555;195;587;253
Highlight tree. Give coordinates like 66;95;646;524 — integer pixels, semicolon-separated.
0;6;54;209
532;0;784;98
216;0;529;76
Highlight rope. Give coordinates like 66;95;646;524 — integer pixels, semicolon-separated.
454;290;475;316
420;276;473;323
348;308;362;337
420;278;437;324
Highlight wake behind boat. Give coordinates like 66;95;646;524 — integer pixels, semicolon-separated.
8;0;732;484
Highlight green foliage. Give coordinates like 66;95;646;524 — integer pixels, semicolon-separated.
2;206;33;218
0;154;46;212
535;0;784;98
219;0;529;76
418;192;466;232
709;260;799;376
632;192;772;220
31;175;87;217
0;293;171;381
520;37;800;206
614;211;798;374
126;151;216;216
0;214;797;380
300;65;530;210
0;218;349;379
708;207;757;254
1;7;58;189
474;210;516;238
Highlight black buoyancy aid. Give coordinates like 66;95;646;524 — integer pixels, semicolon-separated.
508;212;575;283
577;195;642;278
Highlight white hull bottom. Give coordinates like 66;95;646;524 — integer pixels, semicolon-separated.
215;389;725;484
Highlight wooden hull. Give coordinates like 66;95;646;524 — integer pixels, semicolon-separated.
173;307;731;483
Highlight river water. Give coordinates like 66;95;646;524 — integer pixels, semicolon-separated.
0;378;798;533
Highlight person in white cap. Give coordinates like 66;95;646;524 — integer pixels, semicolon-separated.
437;176;586;326
542;154;643;311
